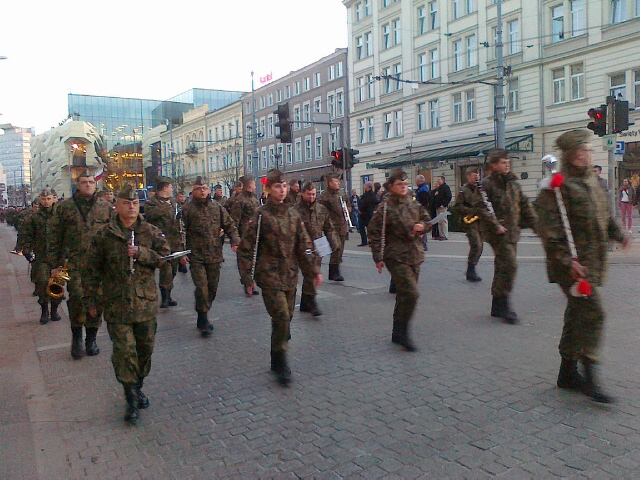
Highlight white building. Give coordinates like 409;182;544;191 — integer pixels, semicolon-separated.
343;0;640;198
0;124;33;206
0;164;7;206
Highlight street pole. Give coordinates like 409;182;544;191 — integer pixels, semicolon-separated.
251;71;258;180
495;0;506;149
606;95;616;215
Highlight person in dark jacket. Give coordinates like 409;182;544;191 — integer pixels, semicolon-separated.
357;182;379;246
415;175;430;249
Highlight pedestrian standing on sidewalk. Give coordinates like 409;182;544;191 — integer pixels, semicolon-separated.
357;182;378;247
535;130;630;404
238;169;321;386
350;189;360;233
415;175;430;250
434;176;452;240
48;170;112;359
618;178;635;234
368;168;431;352
85;184;170;423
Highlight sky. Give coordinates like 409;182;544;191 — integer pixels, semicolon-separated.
0;0;348;134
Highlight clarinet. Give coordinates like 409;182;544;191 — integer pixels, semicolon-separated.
380;201;388;259
129;231;136;274
250;214;263;281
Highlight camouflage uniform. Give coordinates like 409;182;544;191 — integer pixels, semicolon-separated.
283;189;299;206
230;189;260;288
318;187;347;279
144;195;181;293
452;182;484;282
181;196;239;318
48;191;112;350
368;190;431;351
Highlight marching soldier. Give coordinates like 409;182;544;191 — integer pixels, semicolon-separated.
238;169;321;386
21;189;60;324
224;181;243;214
48;169;112;359
318;173;347;281
284;180;300;206
230;174;260;296
451;166;484;282
479;149;537;324
368;169;431;352
293;181;340;316
181;177;240;336
535;130;630;403
85;184;170;423
144;176;182;308
176;190;187;208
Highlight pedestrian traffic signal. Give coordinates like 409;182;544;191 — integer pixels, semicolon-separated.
344;148;360;169
613;100;629;134
274;103;292;143
330;150;343;168
587;106;607;137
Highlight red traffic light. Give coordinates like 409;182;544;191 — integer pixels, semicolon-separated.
261;177;268;185
588;108;603;120
587;105;607;137
330;150;343;168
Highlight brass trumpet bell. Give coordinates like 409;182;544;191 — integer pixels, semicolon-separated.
46;266;70;300
463;215;479;224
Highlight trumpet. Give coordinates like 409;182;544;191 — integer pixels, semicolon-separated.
46;265;71;300
463;215;479;224
339;196;354;229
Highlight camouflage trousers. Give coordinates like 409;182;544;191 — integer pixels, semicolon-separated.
262;288;296;354
107;318;157;387
190;262;220;313
329;234;346;265
32;261;55;305
487;237;517;298
559;285;604;363
158;258;178;290
65;265;103;330
466;226;483;265
385;260;421;329
301;257;322;297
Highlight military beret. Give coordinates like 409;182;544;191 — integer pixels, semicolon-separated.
266;169;285;187
155;176;173;187
555;129;591;152
76;168;93;180
326;172;341;181
233;181;243;188
386;168;408;185
117;184;138;201
192;176;205;186
240;173;255;185
289;179;299;186
102;186;113;193
213;184;223;190
40;188;54;197
50;189;58;196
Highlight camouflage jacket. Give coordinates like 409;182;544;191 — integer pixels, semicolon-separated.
368;194;431;265
480;172;536;243
48;192;112;267
181;197;240;264
229;190;260;239
293;199;341;252
224;193;238;214
21;205;57;264
283;190;300;206
451;183;483;232
318;189;348;236
85;216;170;324
14;209;34;251
535;165;625;288
237;200;319;289
144;196;182;251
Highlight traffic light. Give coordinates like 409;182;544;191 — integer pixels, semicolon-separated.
344;148;360;169
587;106;607;137
613;100;629;134
330;150;343;168
274;103;292;143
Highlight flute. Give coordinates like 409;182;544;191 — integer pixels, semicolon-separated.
130;231;136;274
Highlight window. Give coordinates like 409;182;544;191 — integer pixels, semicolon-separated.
394;64;402;91
382;66;392;94
268;93;273;106
355;2;362;21
357;76;365;102
305;136;312;162
571;0;585;36
553;68;566;104
467;34;477;68
295;139;302;163
366;73;374;98
260;97;265;109
508;78;520;111
453;40;463;71
430;49;440;78
394;110;403;137
329;64;336;80
261;148;267;170
466;0;476;14
384;113;392;138
356;35;364;60
327;93;336;117
610;73;626;99
453;0;461;19
570;63;584;100
417;103;427;131
508;20;520;54
285;85;291;99
418;54;428;82
365;32;373;56
329;132;337;152
466;89;475;120
314;72;321;88
221;125;226;140
453;93;463;123
215;127;219;141
429;1;438;29
367;117;374;142
286;144;293;165
276;89;282;103
277;145;283;167
393;19;401;45
635;70;640;106
337;61;344;77
551;4;564;43
246;153;253;173
382;23;391;49
269;146;275;169
267;116;274;137
303;102;311;127
612;0;625;23
358;120;366;144
303;77;310;92
418;5;427;34
314;97;322;113
336;91;344;116
315;135;323;159
294;81;300;95
364;0;371;16
294;105;301;130
429;99;440;128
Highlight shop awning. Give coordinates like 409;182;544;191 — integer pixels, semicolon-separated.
370;134;534;169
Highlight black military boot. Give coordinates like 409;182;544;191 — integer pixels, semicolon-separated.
299;293;312;313
136;377;150;409
557;358;586;390
50;301;61;322
395;323;417;352
178;263;188;274
389;278;397;294
502;297;518;324
271;351;291;387
197;312;213;337
328;264;344;281
308;296;322;317
123;385;139;423
391;320;401;344
160;288;169;308
85;327;100;356
39;303;50;325
71;327;84;360
582;360;614;404
466;263;482;282
166;289;177;307
491;296;500;317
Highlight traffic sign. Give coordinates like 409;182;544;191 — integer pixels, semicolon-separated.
603;135;616;151
615;141;625;155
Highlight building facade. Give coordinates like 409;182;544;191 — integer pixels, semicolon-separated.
0;124;33;206
343;0;640;197
242;48;349;189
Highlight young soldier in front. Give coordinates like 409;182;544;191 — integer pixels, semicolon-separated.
368;169;431;352
181;177;240;336
238;169;321;386
85;184;170;423
479;149;537;324
293;181;340;316
535;130;630;403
